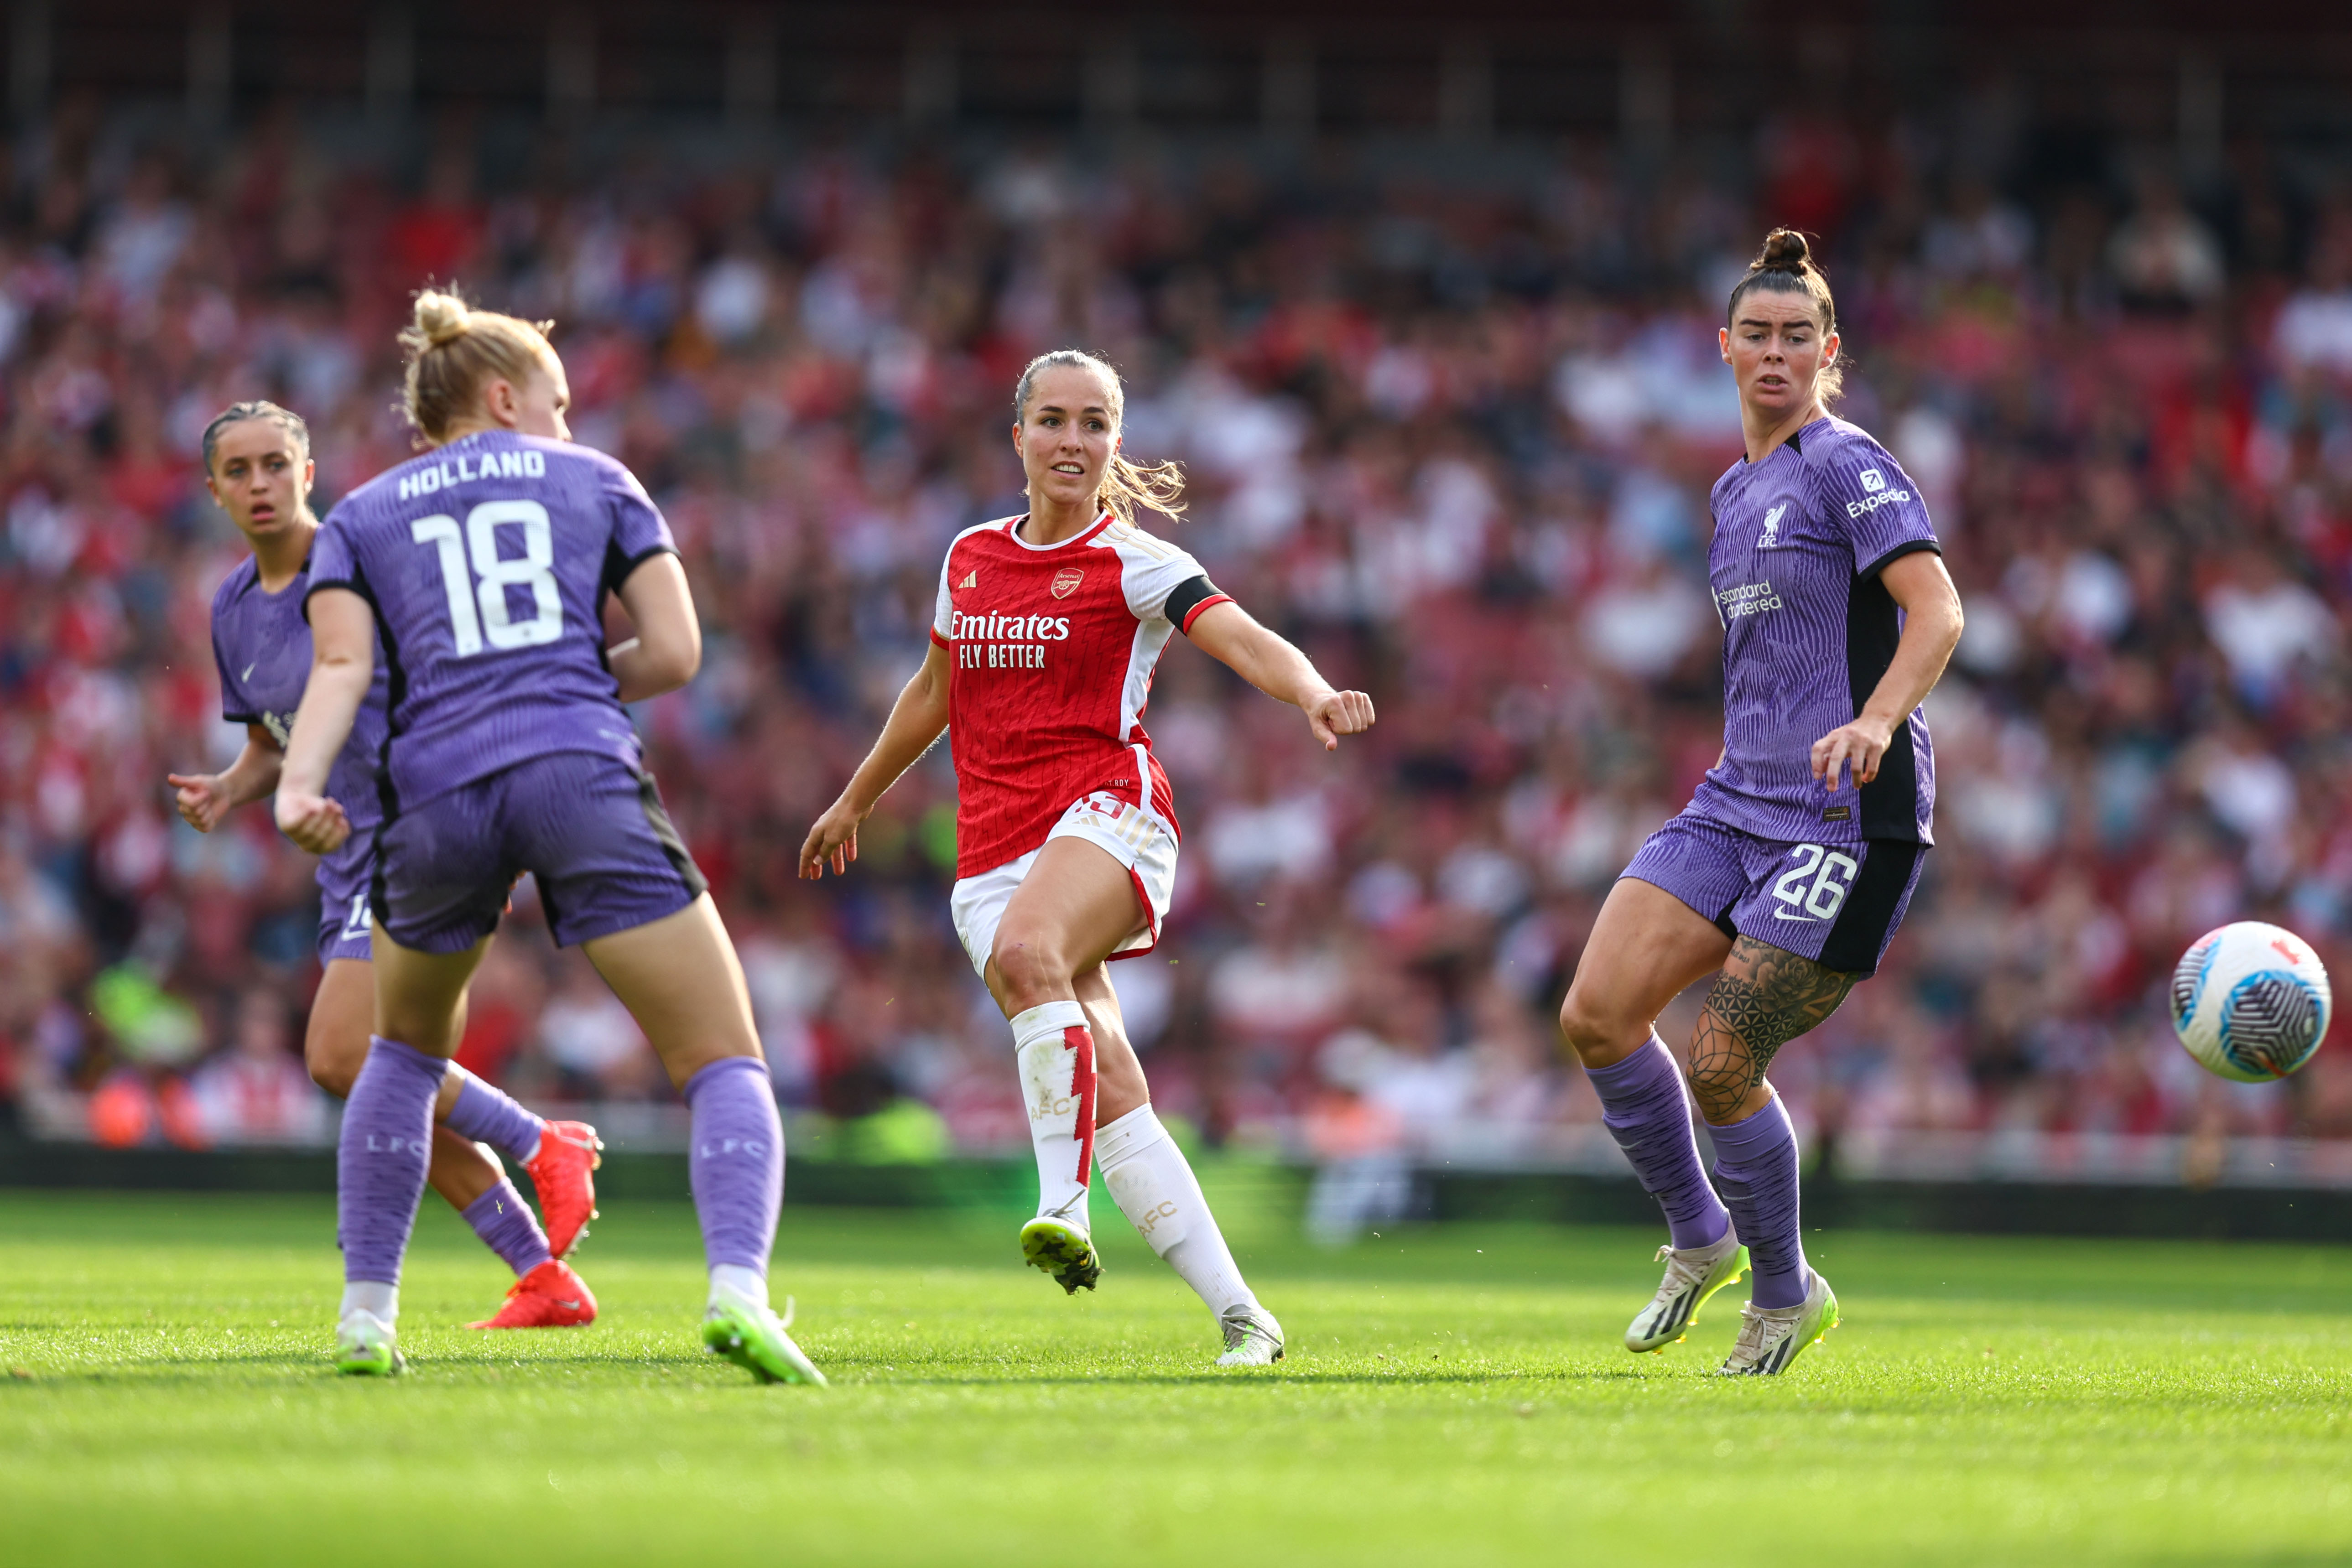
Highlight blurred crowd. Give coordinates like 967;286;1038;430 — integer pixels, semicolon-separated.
5;95;2352;1172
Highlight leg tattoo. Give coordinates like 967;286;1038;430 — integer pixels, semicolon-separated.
1688;938;1857;1123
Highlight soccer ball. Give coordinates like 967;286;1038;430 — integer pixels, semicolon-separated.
2170;921;2332;1082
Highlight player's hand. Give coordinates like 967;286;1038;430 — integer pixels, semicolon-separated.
275;790;351;854
1304;689;1376;752
798;798;865;880
167;772;232;832
1811;715;1895;793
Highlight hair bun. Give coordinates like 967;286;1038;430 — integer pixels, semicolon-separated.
412;290;472;346
1757;228;1811;272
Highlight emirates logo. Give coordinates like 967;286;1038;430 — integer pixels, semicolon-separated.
1051;567;1085;599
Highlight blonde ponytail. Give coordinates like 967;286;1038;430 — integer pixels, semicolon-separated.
1012;348;1187;525
1098;451;1187;525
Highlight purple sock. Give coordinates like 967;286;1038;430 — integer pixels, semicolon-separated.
1587;1035;1731;1251
336;1036;446;1286
1709;1094;1809;1309
683;1056;783;1275
442;1070;547;1165
461;1179;554;1278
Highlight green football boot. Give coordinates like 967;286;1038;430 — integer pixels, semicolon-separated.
1717;1270;1840;1376
333;1311;404;1377
703;1293;827;1387
1019;1214;1102;1295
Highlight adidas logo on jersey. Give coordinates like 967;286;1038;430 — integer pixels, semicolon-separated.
957;571;978;589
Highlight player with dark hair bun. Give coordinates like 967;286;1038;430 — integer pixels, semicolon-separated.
1555;229;1966;1374
168;399;604;1335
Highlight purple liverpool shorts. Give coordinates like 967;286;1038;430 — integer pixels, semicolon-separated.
371;753;708;955
315;834;376;966
1621;810;1926;976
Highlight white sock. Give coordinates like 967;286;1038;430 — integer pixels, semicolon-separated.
339;1281;398;1322
1011;1000;1094;1221
708;1263;767;1312
1096;1106;1256;1319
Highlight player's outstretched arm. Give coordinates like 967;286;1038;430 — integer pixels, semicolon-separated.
1811;550;1964;792
167;724;284;832
607;552;702;704
799;641;952;880
275;587;375;855
1185;600;1375;752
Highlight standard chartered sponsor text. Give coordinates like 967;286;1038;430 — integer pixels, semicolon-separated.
1717;580;1783;618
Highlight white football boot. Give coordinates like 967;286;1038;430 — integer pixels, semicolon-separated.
1215;1303;1285;1366
1717;1269;1840;1376
1624;1224;1748;1354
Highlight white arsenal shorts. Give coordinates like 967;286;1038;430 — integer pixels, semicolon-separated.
950;791;1179;981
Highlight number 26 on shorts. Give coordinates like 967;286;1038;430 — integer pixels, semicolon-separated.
1773;843;1857;920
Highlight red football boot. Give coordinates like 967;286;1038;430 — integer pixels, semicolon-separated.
468;1259;598;1330
525;1120;603;1257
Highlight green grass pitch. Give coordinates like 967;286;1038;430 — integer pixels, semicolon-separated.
3;1184;2351;1566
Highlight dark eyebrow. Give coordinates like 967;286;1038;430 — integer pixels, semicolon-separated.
1034;403;1111;415
1735;316;1809;330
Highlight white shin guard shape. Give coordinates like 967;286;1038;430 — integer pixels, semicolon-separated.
1096;1105;1254;1317
1011;1000;1094;1220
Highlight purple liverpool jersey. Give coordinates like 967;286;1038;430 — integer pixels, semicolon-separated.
210;551;391;857
1688;415;1942;846
306;430;676;810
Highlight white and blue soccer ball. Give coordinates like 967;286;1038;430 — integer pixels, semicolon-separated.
2171;921;2332;1083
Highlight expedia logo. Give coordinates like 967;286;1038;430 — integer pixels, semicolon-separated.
1860;468;1887;493
1845;487;1913;519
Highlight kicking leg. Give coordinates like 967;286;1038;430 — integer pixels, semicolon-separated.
1080;966;1283;1366
983;837;1147;1295
583;895;821;1386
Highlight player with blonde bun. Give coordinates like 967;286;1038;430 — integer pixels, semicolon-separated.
1557;231;1966;1375
277;288;821;1385
800;348;1376;1366
168;399;603;1333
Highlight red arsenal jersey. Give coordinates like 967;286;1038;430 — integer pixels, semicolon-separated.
929;512;1230;878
